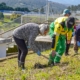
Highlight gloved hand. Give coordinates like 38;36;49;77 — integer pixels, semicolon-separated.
27;46;30;48
36;51;41;56
72;32;75;37
77;41;80;46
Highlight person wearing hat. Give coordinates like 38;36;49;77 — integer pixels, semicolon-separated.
49;9;71;38
48;17;75;65
74;24;80;54
63;9;74;56
63;9;71;16
12;23;49;70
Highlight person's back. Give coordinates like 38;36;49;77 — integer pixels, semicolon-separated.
49;16;68;37
49;9;71;38
54;16;68;24
13;23;39;40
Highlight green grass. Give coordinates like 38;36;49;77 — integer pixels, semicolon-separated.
0;48;80;80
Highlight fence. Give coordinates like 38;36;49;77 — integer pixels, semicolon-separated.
0;14;80;56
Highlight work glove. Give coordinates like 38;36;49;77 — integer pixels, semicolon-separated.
36;51;41;56
77;41;80;47
72;32;75;37
27;46;30;49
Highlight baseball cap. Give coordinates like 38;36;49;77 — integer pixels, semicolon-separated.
66;17;75;29
63;9;71;15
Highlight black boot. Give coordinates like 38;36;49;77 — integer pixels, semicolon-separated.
18;61;25;70
65;53;69;56
48;60;54;67
74;50;78;55
21;63;25;69
18;60;21;67
65;43;70;56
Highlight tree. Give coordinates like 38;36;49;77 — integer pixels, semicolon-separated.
40;7;44;14
32;8;38;12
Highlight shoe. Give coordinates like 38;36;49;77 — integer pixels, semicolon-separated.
65;53;69;56
18;61;21;67
48;61;54;67
18;61;25;70
74;50;78;54
22;68;26;72
54;62;60;66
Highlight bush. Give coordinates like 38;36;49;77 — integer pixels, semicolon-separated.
10;13;21;20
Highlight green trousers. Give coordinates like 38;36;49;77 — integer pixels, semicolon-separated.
49;35;66;63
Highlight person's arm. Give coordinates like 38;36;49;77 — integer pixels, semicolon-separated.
49;22;54;37
67;25;75;42
51;24;62;51
67;25;76;44
66;29;73;44
28;30;40;54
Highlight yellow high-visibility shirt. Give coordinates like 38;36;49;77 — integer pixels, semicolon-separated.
52;16;73;50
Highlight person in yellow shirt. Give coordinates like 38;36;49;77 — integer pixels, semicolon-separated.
49;9;73;56
48;17;75;65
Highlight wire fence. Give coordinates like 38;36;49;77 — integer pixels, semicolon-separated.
0;14;80;56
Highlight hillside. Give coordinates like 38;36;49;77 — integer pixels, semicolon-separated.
0;0;67;13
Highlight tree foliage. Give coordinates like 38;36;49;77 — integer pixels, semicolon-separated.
10;13;21;20
0;2;30;12
40;7;44;14
68;4;80;11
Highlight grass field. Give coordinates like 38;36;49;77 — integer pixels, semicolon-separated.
0;48;80;80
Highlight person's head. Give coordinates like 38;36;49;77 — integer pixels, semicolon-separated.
39;24;49;35
65;17;75;29
63;9;71;17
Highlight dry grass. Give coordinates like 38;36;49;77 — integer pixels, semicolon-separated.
0;48;80;80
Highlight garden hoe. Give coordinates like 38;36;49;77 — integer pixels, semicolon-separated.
34;54;49;68
41;54;49;60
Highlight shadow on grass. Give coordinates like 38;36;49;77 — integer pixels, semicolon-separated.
34;62;69;69
34;63;53;69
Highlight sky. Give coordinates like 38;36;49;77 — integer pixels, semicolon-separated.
48;0;80;5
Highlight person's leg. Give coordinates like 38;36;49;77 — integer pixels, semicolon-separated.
65;37;71;56
74;41;79;54
65;43;70;55
18;48;21;67
13;36;28;69
54;36;66;63
48;37;60;65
